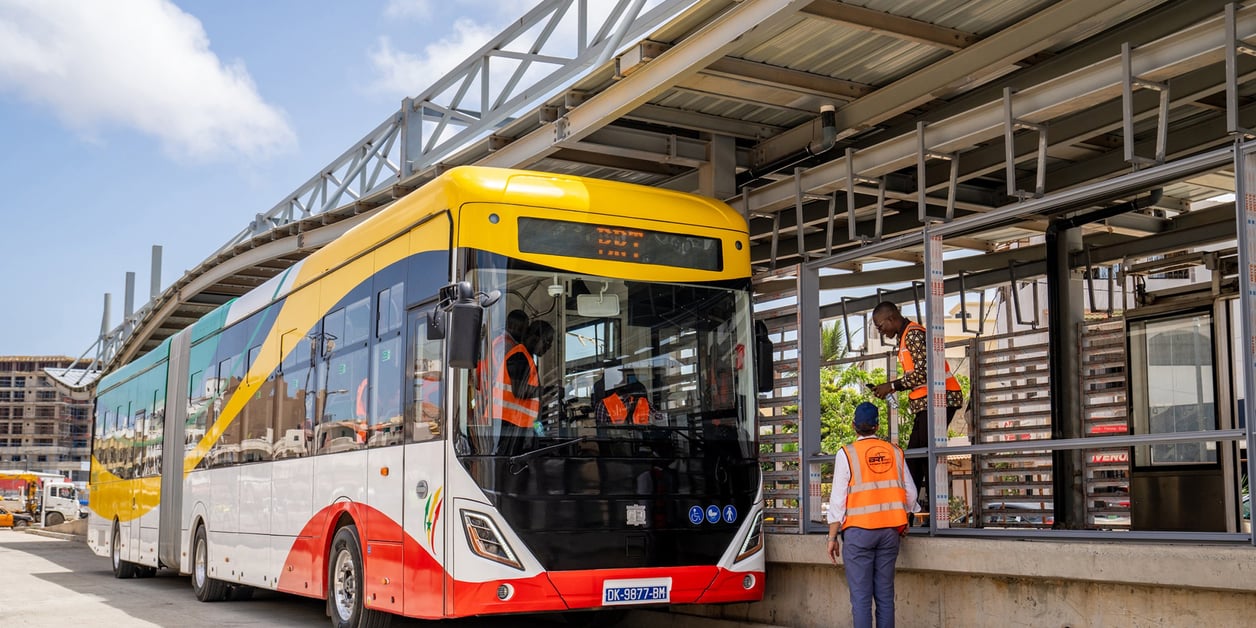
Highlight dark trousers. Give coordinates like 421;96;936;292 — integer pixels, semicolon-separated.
906;406;959;504
842;526;903;628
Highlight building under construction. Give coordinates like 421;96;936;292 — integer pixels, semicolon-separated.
0;356;92;485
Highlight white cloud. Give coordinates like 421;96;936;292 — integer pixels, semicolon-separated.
0;0;295;160
383;0;436;20
368;0;553;101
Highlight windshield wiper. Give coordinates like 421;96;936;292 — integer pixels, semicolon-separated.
507;436;589;472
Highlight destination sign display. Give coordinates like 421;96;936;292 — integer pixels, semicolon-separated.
518;217;722;271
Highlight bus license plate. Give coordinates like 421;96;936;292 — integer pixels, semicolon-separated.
601;577;672;606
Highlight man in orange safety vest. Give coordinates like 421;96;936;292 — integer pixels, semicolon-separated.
827;402;917;628
492;320;555;455
868;301;964;516
595;368;651;425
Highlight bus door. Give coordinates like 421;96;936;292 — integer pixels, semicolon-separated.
401;306;447;618
361;256;408;614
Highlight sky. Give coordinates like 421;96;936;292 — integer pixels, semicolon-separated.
0;0;544;358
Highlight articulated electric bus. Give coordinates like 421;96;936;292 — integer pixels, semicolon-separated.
89;167;771;626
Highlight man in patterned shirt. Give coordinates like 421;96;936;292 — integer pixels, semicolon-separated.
868;302;964;516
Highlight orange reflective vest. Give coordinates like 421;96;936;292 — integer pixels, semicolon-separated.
840;438;910;530
602;393;650;424
475;333;515;425
899;321;961;400
493;343;539;428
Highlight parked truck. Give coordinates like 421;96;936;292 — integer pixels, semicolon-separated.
0;471;85;526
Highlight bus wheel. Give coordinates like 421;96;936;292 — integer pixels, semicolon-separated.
111;524;136;579
191;525;229;602
328;525;391;628
46;511;65;527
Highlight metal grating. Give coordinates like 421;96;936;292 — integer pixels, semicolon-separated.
754;270;803;534
1080;317;1132;529
972;328;1054;528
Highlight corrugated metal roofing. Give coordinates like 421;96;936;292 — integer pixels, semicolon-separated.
101;0;1251;369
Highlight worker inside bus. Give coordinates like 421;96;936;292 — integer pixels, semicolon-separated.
595;367;652;426
492;320;557;456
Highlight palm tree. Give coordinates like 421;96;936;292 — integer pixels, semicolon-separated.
820;320;847;362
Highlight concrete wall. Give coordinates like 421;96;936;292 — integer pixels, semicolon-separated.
673;534;1256;627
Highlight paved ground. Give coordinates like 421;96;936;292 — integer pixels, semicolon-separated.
0;529;755;628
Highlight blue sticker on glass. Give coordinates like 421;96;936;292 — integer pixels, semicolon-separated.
706;505;720;524
723;505;737;523
689;505;705;525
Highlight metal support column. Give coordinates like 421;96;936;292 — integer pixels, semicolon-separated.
1235;140;1256;545
1047;226;1087;528
922;222;950;529
798;263;825;532
699;134;737;200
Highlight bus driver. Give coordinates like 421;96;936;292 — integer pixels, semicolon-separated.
493;320;556;455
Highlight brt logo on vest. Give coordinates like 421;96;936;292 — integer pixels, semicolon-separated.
864;445;894;473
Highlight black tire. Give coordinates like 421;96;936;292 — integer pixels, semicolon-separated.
111;524;137;579
46;511;65;527
191;525;229;602
13;519;28;529
328;525;392;628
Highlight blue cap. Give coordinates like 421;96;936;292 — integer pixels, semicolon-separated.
853;402;880;428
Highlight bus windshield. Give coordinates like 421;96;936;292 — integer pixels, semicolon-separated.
457;253;757;464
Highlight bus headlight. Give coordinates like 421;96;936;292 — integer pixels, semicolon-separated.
461;510;524;570
736;511;764;562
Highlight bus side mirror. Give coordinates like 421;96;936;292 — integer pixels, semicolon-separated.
442;281;500;369
446;302;481;369
426;310;445;340
754;320;774;393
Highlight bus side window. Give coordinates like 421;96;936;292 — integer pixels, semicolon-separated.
242;343;274;463
276;329;313;459
369;280;406;448
318;296;371;455
407;308;444;443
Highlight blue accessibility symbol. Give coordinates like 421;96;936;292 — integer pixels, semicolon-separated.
723;505;737;523
706;505;720;524
689;505;705;525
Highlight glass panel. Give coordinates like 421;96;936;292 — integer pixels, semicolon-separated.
323;309;345;354
275;331;314;459
318;346;369;454
344;297;371;345
369;336;404;447
378;282;404;336
242;343;274;463
1130;313;1217;466
459;252;755;461
407;314;444;444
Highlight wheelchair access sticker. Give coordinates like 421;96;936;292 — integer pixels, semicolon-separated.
689;506;704;525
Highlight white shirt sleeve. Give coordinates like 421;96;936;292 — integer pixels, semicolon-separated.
826;446;851;525
901;452;920;513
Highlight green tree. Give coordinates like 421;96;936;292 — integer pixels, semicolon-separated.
820;320;847;362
